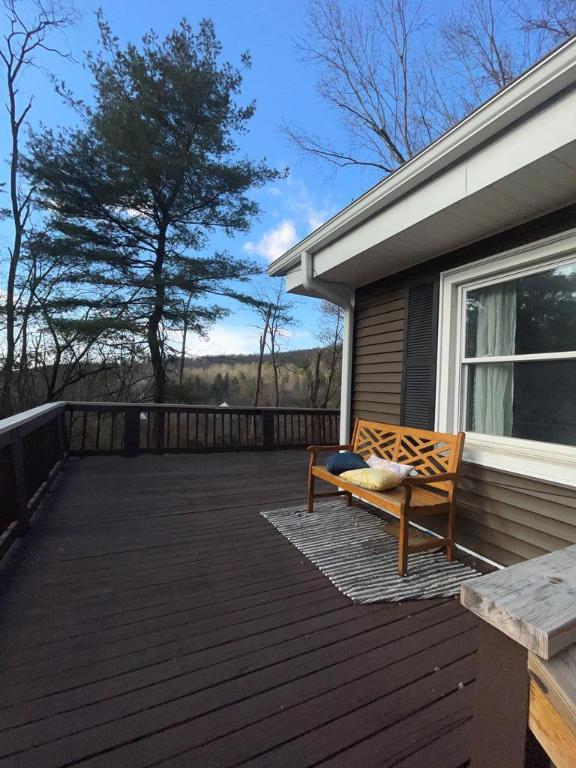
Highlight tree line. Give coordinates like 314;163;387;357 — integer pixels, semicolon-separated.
172;339;343;409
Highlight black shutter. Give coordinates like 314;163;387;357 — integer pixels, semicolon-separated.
401;281;439;429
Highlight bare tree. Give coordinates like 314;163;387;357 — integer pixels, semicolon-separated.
432;0;576;126
255;281;297;407
250;280;297;406
99;337;148;402
517;0;576;41
14;222;141;405
289;0;576;175
317;300;343;408
287;0;434;173
301;349;323;408
0;0;76;415
252;303;272;406
438;0;527;119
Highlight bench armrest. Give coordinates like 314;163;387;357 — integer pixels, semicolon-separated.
402;472;458;486
307;444;353;470
400;471;459;505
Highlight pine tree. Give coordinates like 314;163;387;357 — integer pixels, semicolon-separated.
26;16;284;402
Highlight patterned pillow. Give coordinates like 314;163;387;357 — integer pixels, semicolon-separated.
339;467;402;491
366;455;417;477
325;452;369;475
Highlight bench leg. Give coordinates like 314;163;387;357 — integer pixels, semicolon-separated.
345;491;352;507
398;512;409;577
446;501;456;561
307;471;315;514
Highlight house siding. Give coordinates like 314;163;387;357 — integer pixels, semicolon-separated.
353;287;405;424
351;204;576;566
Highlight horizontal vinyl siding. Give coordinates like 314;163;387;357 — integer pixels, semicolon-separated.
455;464;576;566
352;288;406;426
350;205;576;566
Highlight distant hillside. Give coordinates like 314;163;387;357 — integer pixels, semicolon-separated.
170;346;341;408
183;348;325;369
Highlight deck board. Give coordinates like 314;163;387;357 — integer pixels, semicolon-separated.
0;451;477;767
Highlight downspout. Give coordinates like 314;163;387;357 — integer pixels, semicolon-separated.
301;251;355;445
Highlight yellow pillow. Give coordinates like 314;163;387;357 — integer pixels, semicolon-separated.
340;467;402;491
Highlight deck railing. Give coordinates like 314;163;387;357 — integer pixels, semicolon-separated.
65;402;339;455
0;401;339;554
0;403;67;560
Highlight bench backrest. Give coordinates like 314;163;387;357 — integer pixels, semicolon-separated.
351;419;465;494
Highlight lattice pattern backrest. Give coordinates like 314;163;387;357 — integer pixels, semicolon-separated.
353;422;399;463
352;419;463;492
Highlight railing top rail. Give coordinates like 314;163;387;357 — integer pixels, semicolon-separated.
461;544;576;660
0;402;66;439
66;402;339;414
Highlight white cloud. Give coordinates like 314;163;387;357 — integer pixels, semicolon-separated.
273;178;337;235
165;313;321;362
302;201;335;232
243;219;299;262
186;325;261;357
242;178;339;265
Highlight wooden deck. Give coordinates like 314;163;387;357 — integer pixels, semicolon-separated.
0;450;479;767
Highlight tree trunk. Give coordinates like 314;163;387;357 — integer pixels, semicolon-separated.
271;339;280;407
0;81;27;417
179;315;189;388
322;341;339;408
45;348;62;403
16;266;38;408
147;232;167;404
273;362;280;406
310;350;322;408
16;302;30;407
148;320;165;403
253;305;271;406
178;293;194;388
147;231;167;450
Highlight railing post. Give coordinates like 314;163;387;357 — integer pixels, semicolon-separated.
261;410;275;450
461;547;576;768
11;429;29;534
124;408;141;457
57;410;67;460
470;622;530;768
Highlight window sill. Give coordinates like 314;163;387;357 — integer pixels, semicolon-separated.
463;433;576;488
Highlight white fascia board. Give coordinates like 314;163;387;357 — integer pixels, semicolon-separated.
267;37;576;280
303;86;576;284
285;266;303;294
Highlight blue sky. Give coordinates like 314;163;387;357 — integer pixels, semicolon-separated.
0;0;457;356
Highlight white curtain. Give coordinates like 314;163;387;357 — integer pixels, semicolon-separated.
472;282;516;436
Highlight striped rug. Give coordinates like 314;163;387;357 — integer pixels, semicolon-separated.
261;500;481;602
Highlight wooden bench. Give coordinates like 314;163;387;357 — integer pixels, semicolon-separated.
307;418;465;576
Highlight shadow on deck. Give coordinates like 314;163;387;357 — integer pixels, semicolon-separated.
0;450;478;767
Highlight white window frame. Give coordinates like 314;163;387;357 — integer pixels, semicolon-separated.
436;228;576;488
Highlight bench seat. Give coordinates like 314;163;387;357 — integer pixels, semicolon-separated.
312;464;451;512
307;419;465;576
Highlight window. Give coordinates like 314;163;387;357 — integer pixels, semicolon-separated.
463;263;576;446
437;231;576;485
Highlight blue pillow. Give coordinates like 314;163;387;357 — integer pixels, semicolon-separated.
326;452;369;475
